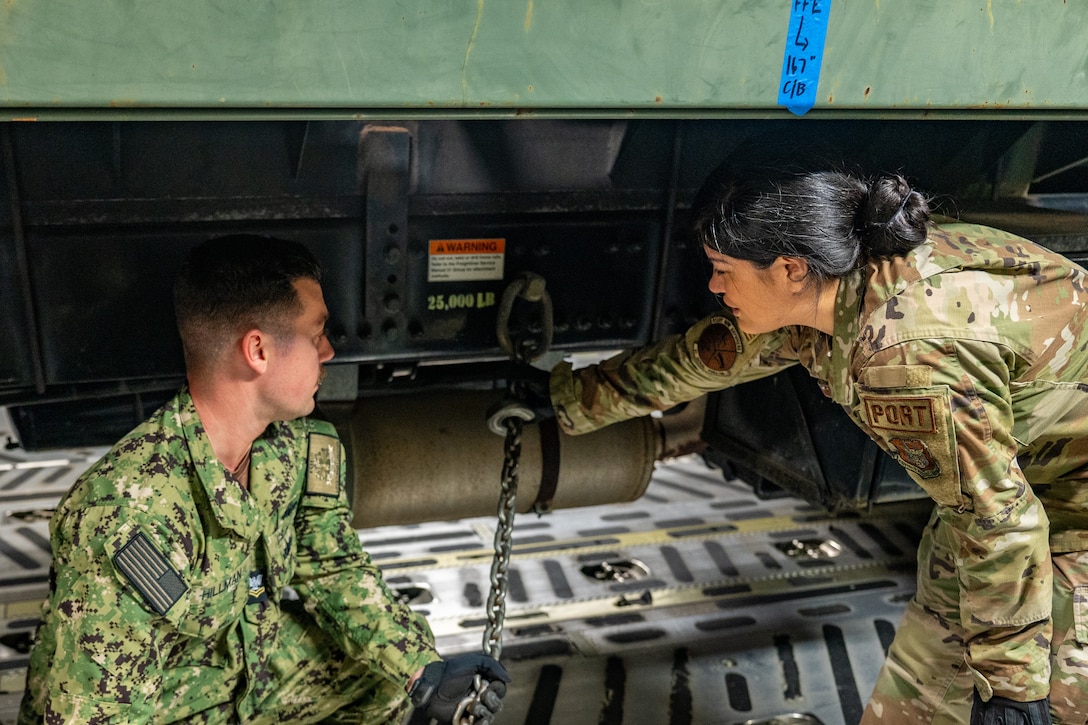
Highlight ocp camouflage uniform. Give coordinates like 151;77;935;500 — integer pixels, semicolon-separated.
19;388;439;724
551;222;1088;723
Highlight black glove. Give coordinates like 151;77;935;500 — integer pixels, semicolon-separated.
508;362;555;423
970;691;1051;725
409;653;511;724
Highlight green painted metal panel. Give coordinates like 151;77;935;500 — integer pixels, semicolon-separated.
1;1;1087;119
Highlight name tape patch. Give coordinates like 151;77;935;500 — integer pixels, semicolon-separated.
112;532;187;616
861;395;936;434
306;432;341;497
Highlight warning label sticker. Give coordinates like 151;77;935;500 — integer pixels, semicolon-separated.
428;238;505;282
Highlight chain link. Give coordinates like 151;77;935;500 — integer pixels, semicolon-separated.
452;675;489;725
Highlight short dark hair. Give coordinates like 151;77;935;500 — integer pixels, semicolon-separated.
174;234;323;370
694;167;930;283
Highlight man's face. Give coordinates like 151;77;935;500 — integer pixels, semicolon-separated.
262;277;334;421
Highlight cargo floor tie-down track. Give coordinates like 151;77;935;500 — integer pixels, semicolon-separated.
0;407;932;725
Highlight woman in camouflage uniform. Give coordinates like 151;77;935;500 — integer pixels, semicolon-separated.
549;169;1088;724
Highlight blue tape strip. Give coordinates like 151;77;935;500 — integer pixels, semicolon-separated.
777;0;832;116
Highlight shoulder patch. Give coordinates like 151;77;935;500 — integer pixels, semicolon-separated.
306;432;340;497
696;320;743;372
112;532;187;615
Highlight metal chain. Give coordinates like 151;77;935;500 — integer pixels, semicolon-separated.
481;414;522;661
451;272;547;724
451;414;521;724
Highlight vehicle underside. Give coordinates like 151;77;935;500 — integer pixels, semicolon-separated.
3;117;1088;513
1;114;1085;725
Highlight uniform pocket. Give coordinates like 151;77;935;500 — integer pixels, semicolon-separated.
1074;585;1088;645
179;568;247;636
49;693;125;721
1052;551;1088;645
170;569;248;668
856;384;964;509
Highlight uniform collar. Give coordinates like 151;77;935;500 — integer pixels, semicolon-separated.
174;387;262;539
826;267;868;404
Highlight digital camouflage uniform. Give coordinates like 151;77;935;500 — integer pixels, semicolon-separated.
551;222;1088;724
19;389;440;724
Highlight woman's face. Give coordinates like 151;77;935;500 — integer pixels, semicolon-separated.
704;245;805;335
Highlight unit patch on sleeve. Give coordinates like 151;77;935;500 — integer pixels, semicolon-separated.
112;532;188;616
696;320;743;372
306;432;341;497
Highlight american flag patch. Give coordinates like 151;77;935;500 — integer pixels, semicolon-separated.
112;532;188;615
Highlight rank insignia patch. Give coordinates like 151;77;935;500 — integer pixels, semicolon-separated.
112;532;187;615
247;570;268;605
306;432;340;497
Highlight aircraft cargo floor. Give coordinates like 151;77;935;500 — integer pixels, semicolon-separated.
0;407;932;724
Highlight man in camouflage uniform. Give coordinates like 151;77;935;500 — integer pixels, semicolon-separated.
19;235;509;724
549;221;1088;723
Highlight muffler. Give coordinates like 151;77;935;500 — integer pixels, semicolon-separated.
331;390;659;528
